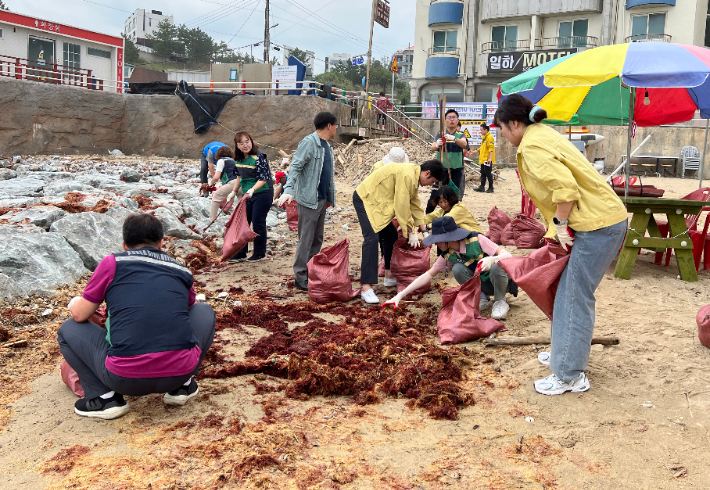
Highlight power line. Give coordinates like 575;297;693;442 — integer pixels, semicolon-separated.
226;0;262;45
184;0;256;28
81;0;132;14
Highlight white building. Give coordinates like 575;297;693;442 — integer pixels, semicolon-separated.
324;52;351;72
0;10;125;93
282;45;315;75
393;46;414;79
410;0;710;104
124;9;173;45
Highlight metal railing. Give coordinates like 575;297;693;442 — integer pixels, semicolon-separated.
480;39;531;54
0;54;103;90
624;33;672;43
427;47;461;57
535;36;598;50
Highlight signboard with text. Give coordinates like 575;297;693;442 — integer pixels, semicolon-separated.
422;102;497;125
487;48;579;74
375;0;390;28
272;65;298;89
460;120;497;148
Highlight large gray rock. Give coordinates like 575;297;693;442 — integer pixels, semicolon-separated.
7;206;67;229
2;177;45;196
151;207;201;240
50;212;123;270
121;168;142;182
182;198;212;219
0;197;39;208
27;171;74;182
0;169;17;180
106;205;136;224
151;197;186;218
0;228;88;301
43;180;95;196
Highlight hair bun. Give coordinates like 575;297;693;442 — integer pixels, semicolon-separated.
529;105;548;123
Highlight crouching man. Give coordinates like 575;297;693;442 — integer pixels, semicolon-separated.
57;213;216;420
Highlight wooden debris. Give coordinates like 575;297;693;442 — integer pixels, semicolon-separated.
483;336;619;347
2;339;28;349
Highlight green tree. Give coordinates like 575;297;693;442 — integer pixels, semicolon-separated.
288;47;310;65
146;19;179;60
177;25;215;64
315;70;354;91
122;34;140;64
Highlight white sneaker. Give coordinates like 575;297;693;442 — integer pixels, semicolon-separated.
479;297;494;311
538;352;551;366
361;289;380;304
383;277;397;287
491;299;510;320
534;373;590;396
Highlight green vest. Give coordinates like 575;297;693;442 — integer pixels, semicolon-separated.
235;155;269;195
436;130;465;170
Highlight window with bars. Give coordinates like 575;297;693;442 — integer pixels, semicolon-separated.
88;47;111;59
631;13;666;41
432;30;457;53
491;25;518;52
558;19;588;48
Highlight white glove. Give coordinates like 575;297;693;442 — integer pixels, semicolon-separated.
444;134;456;142
68;296;81;313
245;188;255;199
436;139;444;148
554;223;575;251
382;293;403;309
477;256;498;272
227;190;236;202
408;231;421;249
277;193;293;206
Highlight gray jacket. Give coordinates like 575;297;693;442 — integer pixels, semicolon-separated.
283;131;336;209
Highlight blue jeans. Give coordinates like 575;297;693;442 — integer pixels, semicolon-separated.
551;220;627;383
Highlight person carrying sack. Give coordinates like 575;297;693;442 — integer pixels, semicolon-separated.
383;216;515;320
353;159;445;304
494;94;627;396
472;123;496;193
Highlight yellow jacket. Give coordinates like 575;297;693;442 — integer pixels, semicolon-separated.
423;202;483;233
370;161;384;174
517;124;627;237
356;163;425;238
478;131;495;164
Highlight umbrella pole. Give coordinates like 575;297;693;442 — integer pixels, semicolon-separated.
701;119;709;189
625;87;636;200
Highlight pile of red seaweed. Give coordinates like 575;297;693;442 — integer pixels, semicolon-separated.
201;298;485;420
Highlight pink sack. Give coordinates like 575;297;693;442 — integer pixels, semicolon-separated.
437;275;506;344
391;237;432;294
307;239;361;303
60;360;84;397
498;241;570;321
697;305;710;348
222;196;259;261
219;199;234;213
486;206;512;244
501;223;516;246
284;200;299;232
511;214;546;249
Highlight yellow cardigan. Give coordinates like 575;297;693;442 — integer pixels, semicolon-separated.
423;202;482;233
517;123;627;237
356;163;424;238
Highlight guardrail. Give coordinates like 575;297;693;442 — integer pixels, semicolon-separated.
0;54;103;90
480;39;531;54
624;33;672;43
535;36;598;50
427;47;461;57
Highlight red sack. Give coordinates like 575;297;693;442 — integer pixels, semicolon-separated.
697;305;710;348
498;241;570;321
391;237;432;294
60;360;84;397
307;239;361;303
90;305;108;328
437;275;506;344
511;214;546;249
501;223;516;246
486;206;512;244
222;196;258;261
219;199;234;213
284;200;299;232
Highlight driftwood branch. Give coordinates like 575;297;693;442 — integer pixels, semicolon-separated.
483;336;619;347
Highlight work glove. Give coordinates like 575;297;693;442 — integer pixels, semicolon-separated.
436;139;444;148
276;193;293;206
227;190;236;202
408;231;421;249
554;223;575;251
382;295;403;309
477;256;498;272
444;134;456;142
67;296;81;313
245;188;255;199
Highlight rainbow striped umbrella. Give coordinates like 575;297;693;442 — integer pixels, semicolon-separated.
499;43;710;126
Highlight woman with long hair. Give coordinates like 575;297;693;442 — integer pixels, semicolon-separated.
494;94;627;396
231;131;274;262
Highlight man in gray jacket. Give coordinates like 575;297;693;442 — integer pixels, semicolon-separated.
277;111;338;290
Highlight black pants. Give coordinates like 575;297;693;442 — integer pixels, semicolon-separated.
353;191;398;285
377;113;386;124
200;155;209;184
239;189;274;256
480;164;493;190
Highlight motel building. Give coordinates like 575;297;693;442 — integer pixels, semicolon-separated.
0;10;124;93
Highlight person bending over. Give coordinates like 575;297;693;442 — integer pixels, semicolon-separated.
383;216;514;320
272;171;288;201
423;185;482;234
208;146;240;221
200;141;228;188
353;159;445;304
57;213;216;420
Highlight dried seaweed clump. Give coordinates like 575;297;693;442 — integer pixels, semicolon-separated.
203;300;479;419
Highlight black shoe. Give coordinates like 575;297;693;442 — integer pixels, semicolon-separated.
507;279;519;298
486;188;494;193
229;253;248;262
163;378;199;406
246;254;267;262
74;393;129;420
474;187;485;193
294;281;308;291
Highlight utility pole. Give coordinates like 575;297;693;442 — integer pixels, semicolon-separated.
264;0;270;63
364;0;376;94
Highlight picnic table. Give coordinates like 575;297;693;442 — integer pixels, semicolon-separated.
614;196;706;282
621;154;680;176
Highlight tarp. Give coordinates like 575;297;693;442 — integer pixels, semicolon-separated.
176;80;236;134
128;81;177;95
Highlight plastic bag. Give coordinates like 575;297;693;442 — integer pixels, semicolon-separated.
501;223;516;246
437;275;506;344
697;305;710;348
486;206;512;244
391;237;432;294
284;200;298;232
221;196;258;261
307;239;361;303
498;241;570;321
60;359;84;397
511;214;546;249
90;305;108;328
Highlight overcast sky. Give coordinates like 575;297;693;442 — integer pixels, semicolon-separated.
9;0;414;73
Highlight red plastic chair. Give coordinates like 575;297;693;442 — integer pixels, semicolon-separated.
515;169;537;219
654;188;710;271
